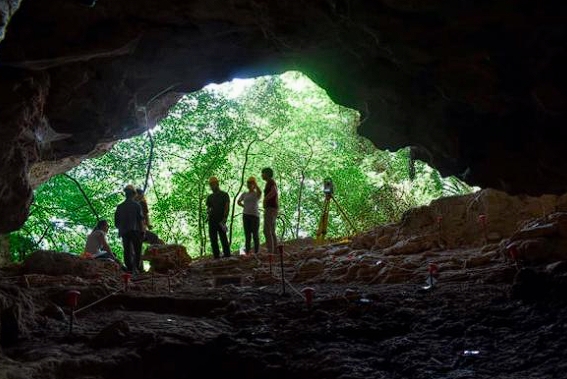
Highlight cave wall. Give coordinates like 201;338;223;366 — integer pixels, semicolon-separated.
0;0;566;232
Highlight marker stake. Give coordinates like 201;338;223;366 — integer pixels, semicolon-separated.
66;290;81;334
302;287;315;308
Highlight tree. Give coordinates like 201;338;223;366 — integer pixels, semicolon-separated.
8;71;475;260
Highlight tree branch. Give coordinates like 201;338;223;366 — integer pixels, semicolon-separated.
62;173;100;221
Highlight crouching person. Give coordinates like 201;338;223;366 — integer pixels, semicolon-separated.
84;220;118;262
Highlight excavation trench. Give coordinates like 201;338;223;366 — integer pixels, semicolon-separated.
2;189;567;378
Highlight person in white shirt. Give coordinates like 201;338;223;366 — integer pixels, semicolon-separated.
84;220;115;260
237;176;262;255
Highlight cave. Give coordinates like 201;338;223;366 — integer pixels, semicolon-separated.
1;1;567;378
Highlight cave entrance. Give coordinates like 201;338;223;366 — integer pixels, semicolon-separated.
6;71;475;262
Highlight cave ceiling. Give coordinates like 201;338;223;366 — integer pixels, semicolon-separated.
0;0;566;232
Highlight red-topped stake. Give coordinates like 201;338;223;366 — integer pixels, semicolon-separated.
424;263;439;289
428;263;439;276
66;290;81;334
122;273;132;292
302;287;315;308
66;290;81;308
508;245;519;261
436;215;443;224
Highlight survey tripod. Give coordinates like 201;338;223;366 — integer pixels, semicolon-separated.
315;178;357;244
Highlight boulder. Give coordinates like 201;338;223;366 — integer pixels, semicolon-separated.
91;320;131;348
511;223;558;241
22;250;118;278
142;244;191;273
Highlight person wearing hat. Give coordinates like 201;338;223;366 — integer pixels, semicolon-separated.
206;176;231;258
114;185;145;273
237;176;262;255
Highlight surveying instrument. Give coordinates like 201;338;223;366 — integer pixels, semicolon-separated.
315;178;357;244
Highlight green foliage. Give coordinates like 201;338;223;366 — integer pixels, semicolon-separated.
8;71;475;260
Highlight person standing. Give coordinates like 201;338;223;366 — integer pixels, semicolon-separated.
237;176;262;255
114;185;144;273
261;167;279;254
206;177;231;258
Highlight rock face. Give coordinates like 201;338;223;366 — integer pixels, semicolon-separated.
271;188;567;285
0;0;566;232
22;250;118;278
142;244;191;273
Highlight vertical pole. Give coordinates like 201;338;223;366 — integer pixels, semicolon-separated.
122;273;132;292
278;245;285;295
302;287;315;308
167;271;172;293
66;290;80;334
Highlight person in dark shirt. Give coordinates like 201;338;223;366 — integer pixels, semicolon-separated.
206;177;231;258
114;185;144;273
261;167;279;254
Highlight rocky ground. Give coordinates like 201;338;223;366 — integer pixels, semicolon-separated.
2;189;567;379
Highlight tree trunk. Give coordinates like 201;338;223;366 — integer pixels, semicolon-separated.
294;144;313;238
143;129;155;193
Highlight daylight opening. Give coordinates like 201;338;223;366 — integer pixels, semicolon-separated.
8;71;475;261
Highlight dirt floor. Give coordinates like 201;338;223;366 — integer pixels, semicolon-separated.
2;189;567;379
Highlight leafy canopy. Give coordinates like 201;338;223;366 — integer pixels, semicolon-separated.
8;71;475;260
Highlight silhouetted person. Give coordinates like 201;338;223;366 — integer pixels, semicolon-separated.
206;176;230;258
114;185;144;274
238;176;262;255
261;168;279;254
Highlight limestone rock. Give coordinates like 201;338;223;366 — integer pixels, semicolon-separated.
91;320;131;348
22;250;118;278
499;212;567;265
40;303;66;321
293;259;325;282
142;244;191;273
511;223;558;241
557;194;567;213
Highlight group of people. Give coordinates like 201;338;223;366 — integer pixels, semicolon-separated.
83;167;279;274
84;186;162;274
206;167;279;259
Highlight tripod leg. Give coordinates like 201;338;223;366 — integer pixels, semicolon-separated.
331;196;358;235
316;198;331;243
